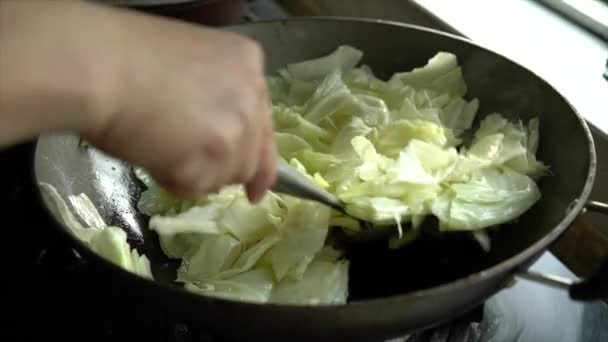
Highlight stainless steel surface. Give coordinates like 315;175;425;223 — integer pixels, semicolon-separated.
33;17;606;341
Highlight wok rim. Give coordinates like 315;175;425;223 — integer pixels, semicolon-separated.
32;17;597;312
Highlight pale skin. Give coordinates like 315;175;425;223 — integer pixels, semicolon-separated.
0;0;277;203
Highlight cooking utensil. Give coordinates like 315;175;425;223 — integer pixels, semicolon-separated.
32;18;608;341
273;159;345;212
273;159;377;234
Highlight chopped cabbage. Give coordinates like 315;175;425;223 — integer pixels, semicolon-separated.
389;52;468;96
286;45;363;82
89;226;153;279
39;182;153;279
270;258;349;305
146;185;347;304
262;46;547;238
177;234;242;282
185;268;275;303
138;176;343;303
262;201;330;281
431;168;541;231
186;247;349;305
109;45;548;305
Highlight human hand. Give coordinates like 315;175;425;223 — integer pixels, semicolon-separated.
0;0;277;202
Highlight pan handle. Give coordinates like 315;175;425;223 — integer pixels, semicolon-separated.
585;200;608;215
516;200;608;301
517;261;608;301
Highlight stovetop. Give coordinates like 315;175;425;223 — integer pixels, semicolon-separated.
6;1;608;341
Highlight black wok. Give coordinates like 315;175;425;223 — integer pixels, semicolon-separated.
33;18;608;341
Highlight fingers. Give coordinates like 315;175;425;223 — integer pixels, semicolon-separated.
212;83;260;189
237;76;266;185
246;88;278;203
246;135;278;203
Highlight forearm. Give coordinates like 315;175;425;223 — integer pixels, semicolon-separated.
0;0;120;147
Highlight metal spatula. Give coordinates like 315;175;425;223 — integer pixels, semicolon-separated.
272;159;345;213
272;160;382;238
